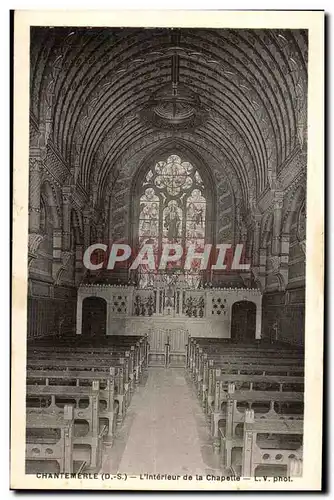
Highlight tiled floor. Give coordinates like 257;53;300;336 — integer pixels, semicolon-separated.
101;368;222;475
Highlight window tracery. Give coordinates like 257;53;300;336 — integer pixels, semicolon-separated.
137;154;208;288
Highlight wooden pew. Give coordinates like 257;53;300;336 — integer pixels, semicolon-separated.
186;337;304;478
28;334;149;376
188;338;303;368
28;336;148;383
28;348;137;388
241;409;303;478
26;374;110;470
187;340;303;377
186;337;302;371
26;404;75;474
191;343;303;377
28;334;147;349
190;342;303;377
214;381;303;465
27;357;130;424
198;356;304;412
27;351;132;390
194;349;303;391
27;368;117;443
186;337;230;368
26;335;149;473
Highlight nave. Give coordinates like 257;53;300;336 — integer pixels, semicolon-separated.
102;368;220;476
25;334;304;479
26;26;307;482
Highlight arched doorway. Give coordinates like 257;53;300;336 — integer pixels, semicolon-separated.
82;297;107;337
231;301;256;342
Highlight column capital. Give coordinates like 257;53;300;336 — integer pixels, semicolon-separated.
254;217;262;229
83;210;91;226
28;156;42;233
273;189;284;209
29;156;42;172
62;186;72;204
274;199;284;210
30;144;47;161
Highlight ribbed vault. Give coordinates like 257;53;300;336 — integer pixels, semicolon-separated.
30;27;308;210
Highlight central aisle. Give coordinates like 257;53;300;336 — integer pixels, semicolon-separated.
102;368;221;476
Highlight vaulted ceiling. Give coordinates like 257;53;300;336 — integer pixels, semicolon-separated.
30;27;308;210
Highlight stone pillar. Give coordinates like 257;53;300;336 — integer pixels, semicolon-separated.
44;117;52;148
272;193;284;255
62;187;72;251
245;230;253;261
96;222;104;241
280;233;290;257
253;219;261;266
280;233;290;285
76;294;83;335
28;157;42;233
53;229;62;260
75;244;84;285
83;210;91;250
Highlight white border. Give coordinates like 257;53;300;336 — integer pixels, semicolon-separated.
10;8;325;492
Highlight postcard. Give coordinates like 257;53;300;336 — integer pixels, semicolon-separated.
11;10;324;490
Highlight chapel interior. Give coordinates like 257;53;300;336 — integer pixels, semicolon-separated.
26;27;307;479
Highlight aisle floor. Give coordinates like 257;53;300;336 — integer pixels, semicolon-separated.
101;368;223;476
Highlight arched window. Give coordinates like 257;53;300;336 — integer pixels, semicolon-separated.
137;154;208;287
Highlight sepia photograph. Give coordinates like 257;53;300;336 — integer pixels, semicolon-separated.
11;10;324;490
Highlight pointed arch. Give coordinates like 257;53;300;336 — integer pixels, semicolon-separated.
130;140;217;249
283;185;306;234
128;140;219;287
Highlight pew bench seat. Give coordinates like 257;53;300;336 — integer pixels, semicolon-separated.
26;405;74;474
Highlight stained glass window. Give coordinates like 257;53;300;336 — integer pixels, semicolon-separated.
138;154;207;285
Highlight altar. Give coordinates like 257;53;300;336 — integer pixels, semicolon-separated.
76;283;262;342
